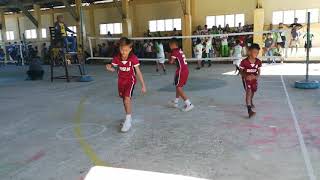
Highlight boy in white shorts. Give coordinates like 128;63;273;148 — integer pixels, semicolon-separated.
233;40;243;75
155;40;166;74
194;39;204;70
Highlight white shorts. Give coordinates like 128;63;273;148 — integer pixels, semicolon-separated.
157;57;166;64
196;54;202;59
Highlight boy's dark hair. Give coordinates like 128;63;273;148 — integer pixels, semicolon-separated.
235;40;241;44
169;37;179;46
248;43;261;50
119;37;133;47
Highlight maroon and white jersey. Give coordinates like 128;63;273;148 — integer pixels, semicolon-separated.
112;53;140;83
170;48;189;73
240;58;262;76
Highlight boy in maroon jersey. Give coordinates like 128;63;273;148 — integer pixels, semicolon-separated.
239;43;262;118
168;38;194;112
106;37;147;132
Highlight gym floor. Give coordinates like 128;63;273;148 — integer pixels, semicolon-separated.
0;63;320;180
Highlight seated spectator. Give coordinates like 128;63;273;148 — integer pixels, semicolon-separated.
26;58;44;80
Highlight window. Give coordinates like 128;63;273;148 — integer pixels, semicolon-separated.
67;26;76;36
225;15;235;27
6;31;14;40
165;19;173;31
25;29;37;39
216;15;225;27
156;20;165;31
272;9;319;24
173;18;181;30
283;10;295;24
272;11;283;25
295;10;306;23
206;16;215;27
99;23;122;35
308;9;319;23
149;18;182;32
41;28;47;38
235;14;245;26
206;14;245;27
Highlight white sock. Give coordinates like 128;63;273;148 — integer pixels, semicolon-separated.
185;99;191;106
174;98;179;104
126;114;132;121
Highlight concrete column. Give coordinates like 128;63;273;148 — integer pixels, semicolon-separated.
121;0;132;37
182;0;192;58
253;8;265;50
75;0;82;51
0;10;8;63
33;4;41;40
0;10;6;42
51;9;55;27
88;7;96;48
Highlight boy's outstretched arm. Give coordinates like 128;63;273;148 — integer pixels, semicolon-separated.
135;66;147;94
106;64;116;72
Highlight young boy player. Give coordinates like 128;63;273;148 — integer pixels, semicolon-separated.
239;43;262;118
106;37;147;132
168;38;194;112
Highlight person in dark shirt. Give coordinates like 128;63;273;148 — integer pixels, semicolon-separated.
288;18;303;54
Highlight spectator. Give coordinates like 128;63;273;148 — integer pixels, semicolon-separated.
54;15;76;52
289;18;303;54
107;31;112;37
143;40;154;58
264;33;275;64
101;43;108;57
303;31;314;53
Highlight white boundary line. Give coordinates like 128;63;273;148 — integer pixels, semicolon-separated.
280;75;317;180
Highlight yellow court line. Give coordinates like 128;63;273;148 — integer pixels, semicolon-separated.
73;97;108;166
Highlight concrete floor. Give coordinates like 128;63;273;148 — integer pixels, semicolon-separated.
0;63;320;180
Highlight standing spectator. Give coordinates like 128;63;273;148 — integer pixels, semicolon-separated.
196;25;202;35
233;40;243;74
203;37;212;67
107;31;112;37
289;18;303;54
202;25;209;35
143;40;154;58
264;33;275;64
303;31;314;53
194;39;204;70
41;43;49;63
101;43;108;57
172;28;179;36
220;32;229;57
155;40;166;73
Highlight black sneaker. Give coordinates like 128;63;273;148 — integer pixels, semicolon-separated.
196;67;201;70
248;110;256;118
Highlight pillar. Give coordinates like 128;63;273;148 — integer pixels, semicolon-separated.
253;1;264;50
89;7;96;48
33;4;41;40
75;0;83;52
182;0;192;58
0;10;8;63
51;9;55;27
122;0;132;37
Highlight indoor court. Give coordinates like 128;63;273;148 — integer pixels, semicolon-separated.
0;0;320;180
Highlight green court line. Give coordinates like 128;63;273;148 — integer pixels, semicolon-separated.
73;97;108;166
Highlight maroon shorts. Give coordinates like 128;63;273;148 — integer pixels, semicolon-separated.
174;69;189;87
245;79;258;92
118;79;135;98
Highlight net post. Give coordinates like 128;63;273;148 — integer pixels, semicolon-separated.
306;12;311;82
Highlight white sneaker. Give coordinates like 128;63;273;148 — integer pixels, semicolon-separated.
169;100;179;108
182;104;194;112
121;118;132;132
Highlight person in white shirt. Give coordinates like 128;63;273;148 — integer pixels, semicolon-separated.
194;39;204;70
233;40;243;75
155;40;166;74
202;37;212;67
